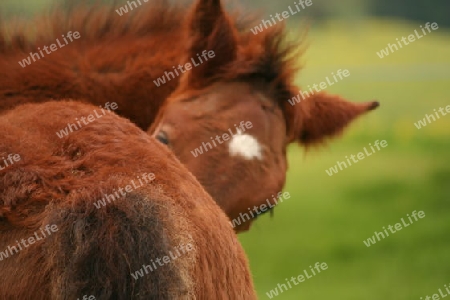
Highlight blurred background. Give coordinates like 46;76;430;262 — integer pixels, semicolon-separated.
2;0;449;299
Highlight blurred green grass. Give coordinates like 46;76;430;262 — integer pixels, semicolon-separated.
1;0;53;15
240;19;450;299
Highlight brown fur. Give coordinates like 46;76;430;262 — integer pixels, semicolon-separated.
0;0;379;232
0;1;185;129
0;101;256;299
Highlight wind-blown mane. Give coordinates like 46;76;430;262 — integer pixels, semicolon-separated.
0;1;183;53
0;0;303;134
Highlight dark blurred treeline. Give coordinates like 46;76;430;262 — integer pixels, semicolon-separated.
240;0;450;28
372;0;449;28
1;0;449;28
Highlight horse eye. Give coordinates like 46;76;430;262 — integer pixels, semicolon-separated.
156;131;169;145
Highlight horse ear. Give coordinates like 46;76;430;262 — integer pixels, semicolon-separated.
183;0;237;88
292;92;379;146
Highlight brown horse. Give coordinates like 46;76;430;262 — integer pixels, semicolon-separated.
0;0;379;232
0;100;256;299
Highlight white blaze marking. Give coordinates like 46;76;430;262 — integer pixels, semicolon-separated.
228;130;263;160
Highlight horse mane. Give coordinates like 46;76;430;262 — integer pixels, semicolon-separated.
0;0;268;53
0;1;191;128
172;0;307;141
0;0;306;138
219;24;305;140
0;1;184;53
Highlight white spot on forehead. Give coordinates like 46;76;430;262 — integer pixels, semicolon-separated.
228;129;263;160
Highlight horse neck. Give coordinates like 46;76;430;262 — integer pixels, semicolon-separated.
0;29;184;130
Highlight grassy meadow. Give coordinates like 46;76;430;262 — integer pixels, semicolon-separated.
240;19;450;299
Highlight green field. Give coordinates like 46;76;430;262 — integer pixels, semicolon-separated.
240;19;450;299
